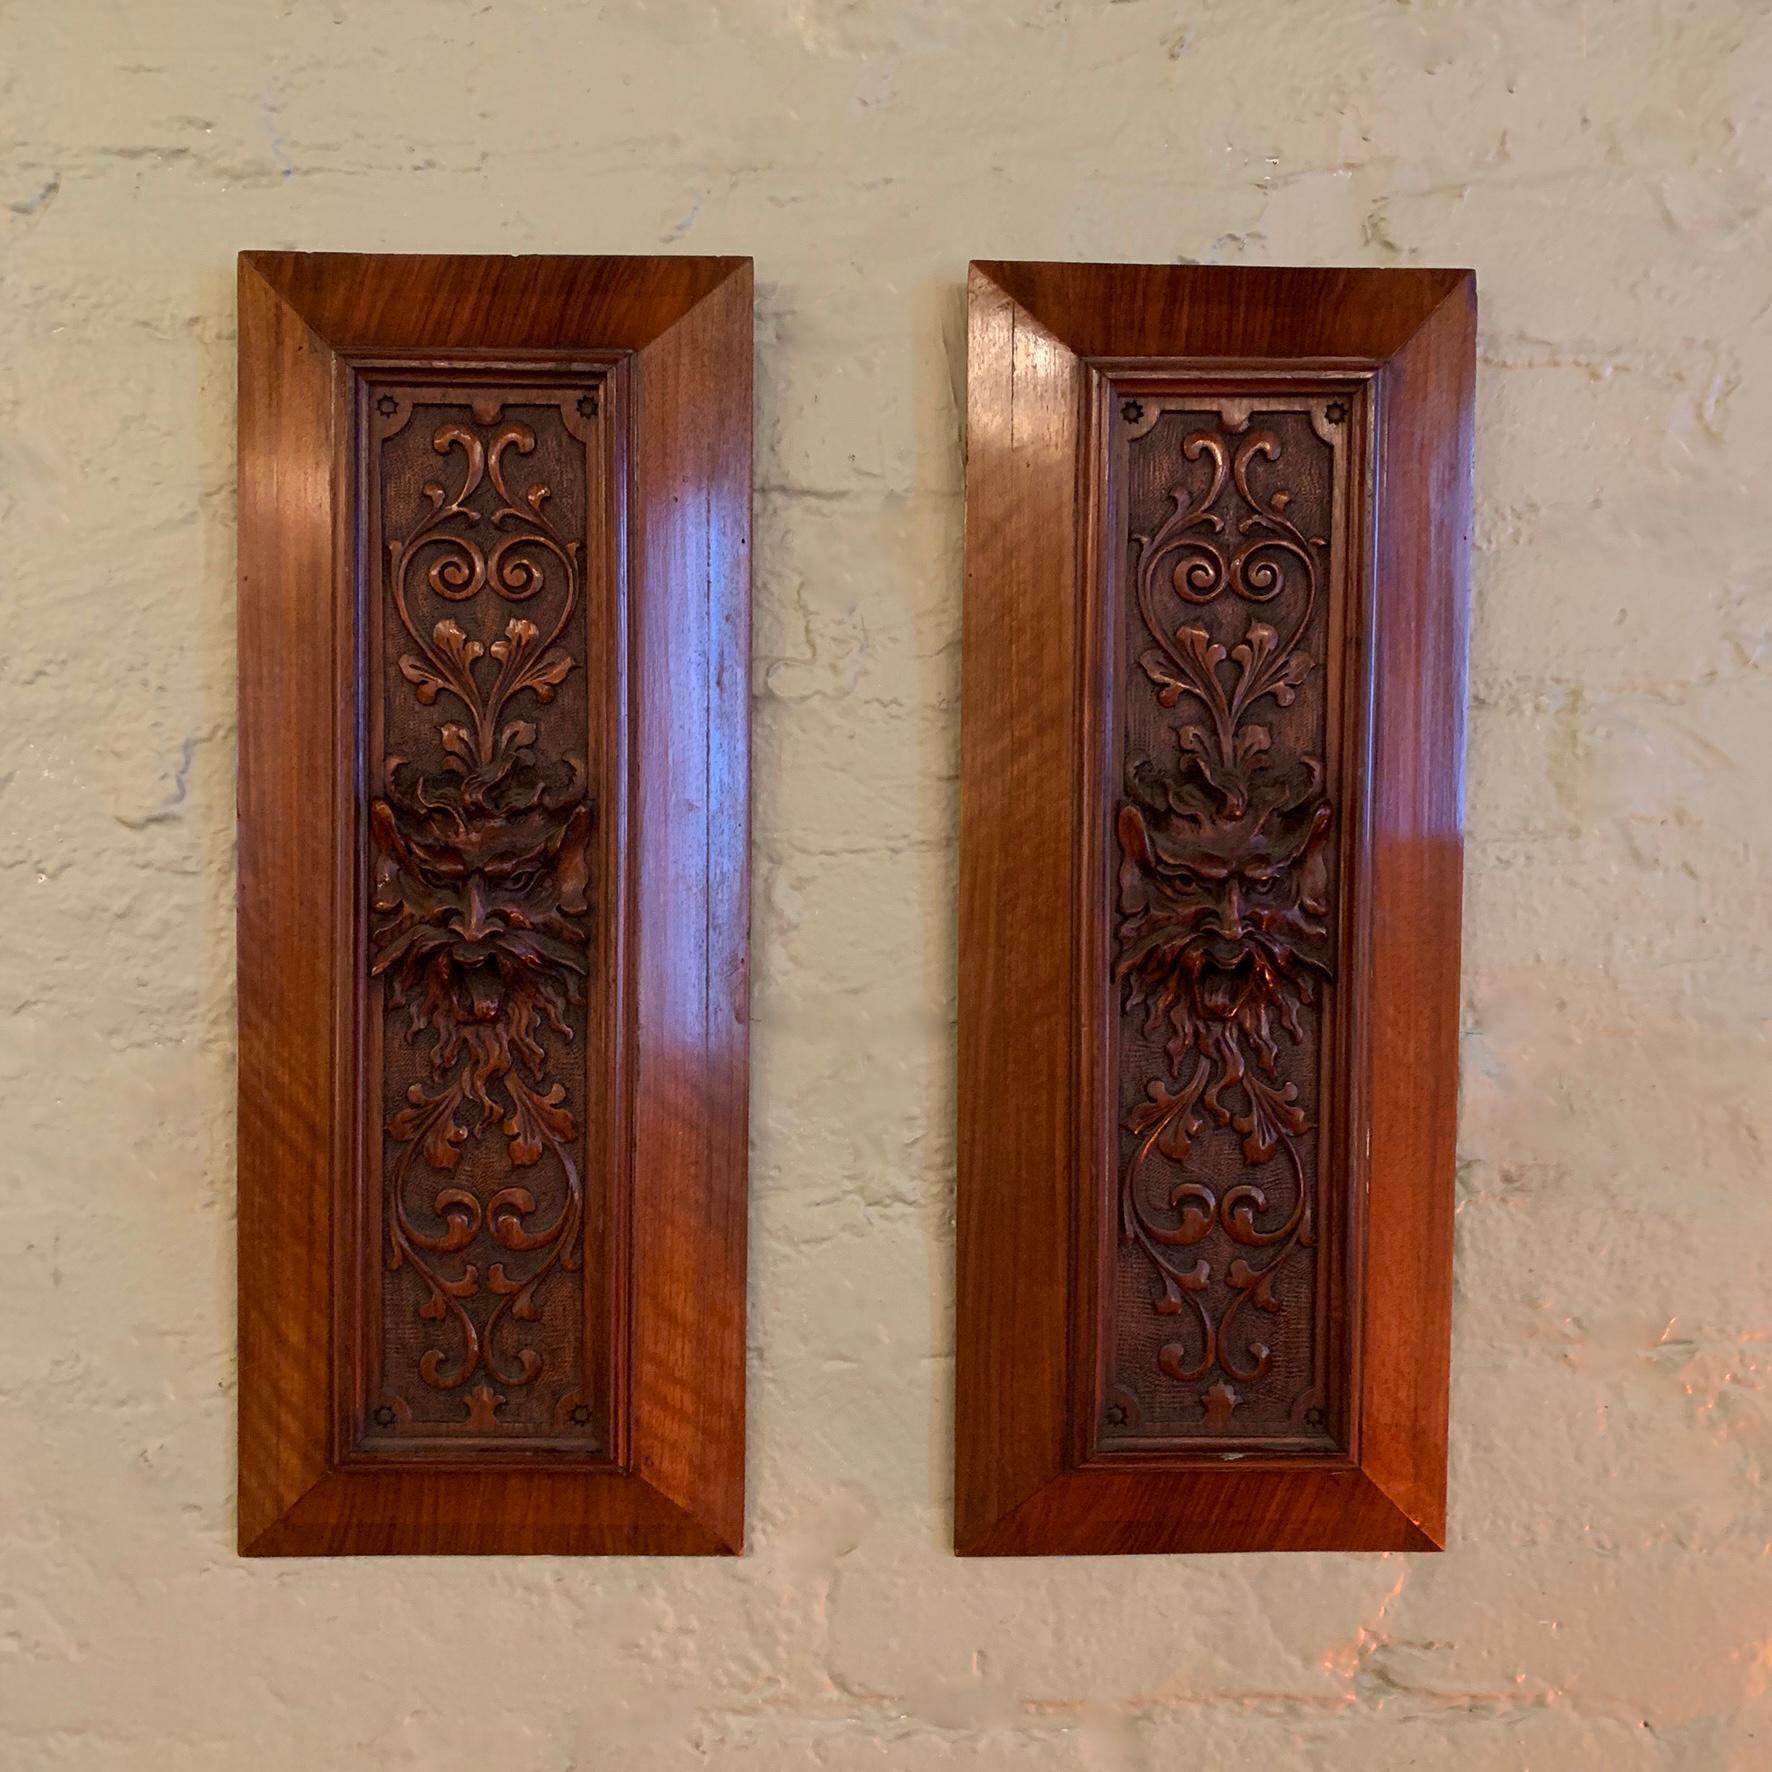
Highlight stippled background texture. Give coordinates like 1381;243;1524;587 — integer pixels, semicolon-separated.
2;2;1769;1766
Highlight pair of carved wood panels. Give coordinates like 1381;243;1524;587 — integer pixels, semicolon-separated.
237;253;1471;1558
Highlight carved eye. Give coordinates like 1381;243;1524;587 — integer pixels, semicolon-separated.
417;862;456;890
502;868;540;895
1247;874;1280;898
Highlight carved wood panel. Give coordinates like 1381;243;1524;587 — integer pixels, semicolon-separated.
956;260;1472;1555
353;382;622;1455
1094;390;1364;1455
238;251;750;1555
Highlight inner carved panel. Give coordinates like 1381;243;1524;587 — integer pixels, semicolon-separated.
1099;392;1357;1452
355;383;611;1453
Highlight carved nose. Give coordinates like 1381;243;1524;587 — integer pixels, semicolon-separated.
458;877;492;942
1215;880;1244;941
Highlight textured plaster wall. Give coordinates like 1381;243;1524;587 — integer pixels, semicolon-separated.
2;0;1770;1767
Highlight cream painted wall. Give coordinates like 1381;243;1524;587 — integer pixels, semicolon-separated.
2;0;1770;1766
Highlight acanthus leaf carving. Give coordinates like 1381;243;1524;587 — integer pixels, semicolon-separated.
369;402;596;1427
1112;410;1338;1436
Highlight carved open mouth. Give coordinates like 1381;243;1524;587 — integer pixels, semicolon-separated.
448;946;507;1022
1191;943;1255;1020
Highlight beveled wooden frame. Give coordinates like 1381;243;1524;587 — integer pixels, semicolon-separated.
237;252;751;1555
956;261;1474;1555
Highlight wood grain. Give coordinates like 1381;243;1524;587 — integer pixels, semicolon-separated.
954;270;1084;1553
956;261;1474;1555
237;252;751;1556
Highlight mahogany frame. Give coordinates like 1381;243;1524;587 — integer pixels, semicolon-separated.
956;262;1474;1555
237;253;751;1555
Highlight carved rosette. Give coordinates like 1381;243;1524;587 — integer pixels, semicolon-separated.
1102;395;1351;1449
361;386;603;1447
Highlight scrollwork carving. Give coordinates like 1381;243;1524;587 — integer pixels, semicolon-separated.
368;400;596;1428
1112;409;1338;1435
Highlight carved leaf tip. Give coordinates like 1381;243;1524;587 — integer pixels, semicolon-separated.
1202;1381;1241;1430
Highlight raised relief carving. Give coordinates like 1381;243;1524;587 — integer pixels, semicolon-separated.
366;395;598;1442
1106;404;1344;1444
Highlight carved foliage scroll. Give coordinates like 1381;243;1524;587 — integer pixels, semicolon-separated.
1099;393;1358;1453
356;384;614;1454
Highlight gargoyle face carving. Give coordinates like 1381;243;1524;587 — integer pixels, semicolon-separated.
373;797;589;1020
1117;759;1330;1068
369;741;591;1102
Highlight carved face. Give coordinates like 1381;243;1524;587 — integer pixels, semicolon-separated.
1117;765;1330;1068
370;786;591;1090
